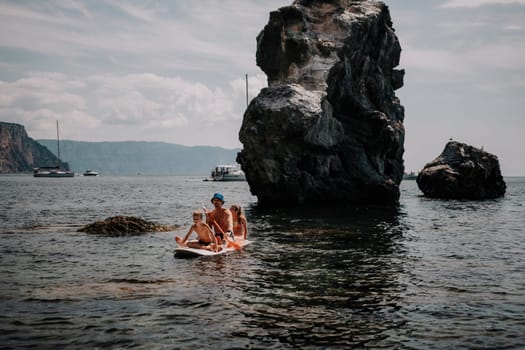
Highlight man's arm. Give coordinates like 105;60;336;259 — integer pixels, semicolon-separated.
205;210;214;228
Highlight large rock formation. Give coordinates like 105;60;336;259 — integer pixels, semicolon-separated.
238;0;405;205
0;122;70;173
417;141;506;199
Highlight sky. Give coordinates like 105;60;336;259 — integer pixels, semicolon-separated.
0;0;524;175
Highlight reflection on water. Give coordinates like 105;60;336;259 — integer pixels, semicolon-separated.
32;279;179;301
233;205;409;348
0;176;524;349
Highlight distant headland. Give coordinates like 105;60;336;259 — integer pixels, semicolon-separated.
0;121;239;175
0;122;70;173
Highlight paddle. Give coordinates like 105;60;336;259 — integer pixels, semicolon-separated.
213;220;241;250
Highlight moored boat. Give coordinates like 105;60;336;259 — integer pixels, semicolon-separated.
33;167;74;178
210;164;246;181
34;121;74;178
403;171;418;180
83;170;99;176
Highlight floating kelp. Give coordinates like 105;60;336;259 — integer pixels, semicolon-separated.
78;216;176;236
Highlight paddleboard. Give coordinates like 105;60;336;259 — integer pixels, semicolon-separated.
174;240;253;258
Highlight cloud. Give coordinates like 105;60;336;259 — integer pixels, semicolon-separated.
0;1;282;147
403;38;525;75
1;74;86;111
401;45;471;74
0;1;283;78
397;0;525;87
440;0;525;8
0;71;264;145
109;1;164;22
229;73;268;108
504;24;525;30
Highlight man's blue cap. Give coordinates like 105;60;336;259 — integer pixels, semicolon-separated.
211;192;224;203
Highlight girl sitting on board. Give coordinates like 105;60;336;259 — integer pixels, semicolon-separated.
175;210;219;251
230;204;248;240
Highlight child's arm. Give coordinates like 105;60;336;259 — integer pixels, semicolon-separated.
181;224;195;244
205;211;213;227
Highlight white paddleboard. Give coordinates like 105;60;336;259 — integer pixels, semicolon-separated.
174;240;253;258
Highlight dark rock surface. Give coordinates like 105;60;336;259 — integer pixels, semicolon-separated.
78;216;176;236
417;141;506;199
238;0;405;205
0;122;70;173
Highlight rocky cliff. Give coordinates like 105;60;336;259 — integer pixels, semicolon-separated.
0;122;68;173
417;141;506;199
238;0;405;205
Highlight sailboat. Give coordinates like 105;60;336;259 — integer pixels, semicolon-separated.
33;121;75;178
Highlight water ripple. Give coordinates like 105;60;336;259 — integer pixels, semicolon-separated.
0;176;524;349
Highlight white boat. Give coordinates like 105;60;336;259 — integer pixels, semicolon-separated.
83;170;99;176
403;171;418;180
33;167;74;178
33;121;74;178
210;164;246;181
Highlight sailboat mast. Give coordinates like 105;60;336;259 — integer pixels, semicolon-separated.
245;74;248;108
56;120;61;168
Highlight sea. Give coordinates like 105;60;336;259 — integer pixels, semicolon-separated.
0;175;524;349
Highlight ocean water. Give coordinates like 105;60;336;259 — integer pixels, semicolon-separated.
0;175;524;349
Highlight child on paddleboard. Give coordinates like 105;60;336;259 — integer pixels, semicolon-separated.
175;210;218;251
230;204;248;240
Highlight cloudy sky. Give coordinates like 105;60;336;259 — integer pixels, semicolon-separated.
0;0;524;175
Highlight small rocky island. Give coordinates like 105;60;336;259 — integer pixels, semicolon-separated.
78;216;176;236
238;0;405;205
417;141;506;199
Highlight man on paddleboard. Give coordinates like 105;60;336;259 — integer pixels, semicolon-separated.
204;192;234;243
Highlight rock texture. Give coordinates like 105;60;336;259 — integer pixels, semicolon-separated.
0;122;70;173
417;141;506;199
78;216;176;236
238;0;405;205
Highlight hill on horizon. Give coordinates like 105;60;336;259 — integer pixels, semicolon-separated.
37;139;241;176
